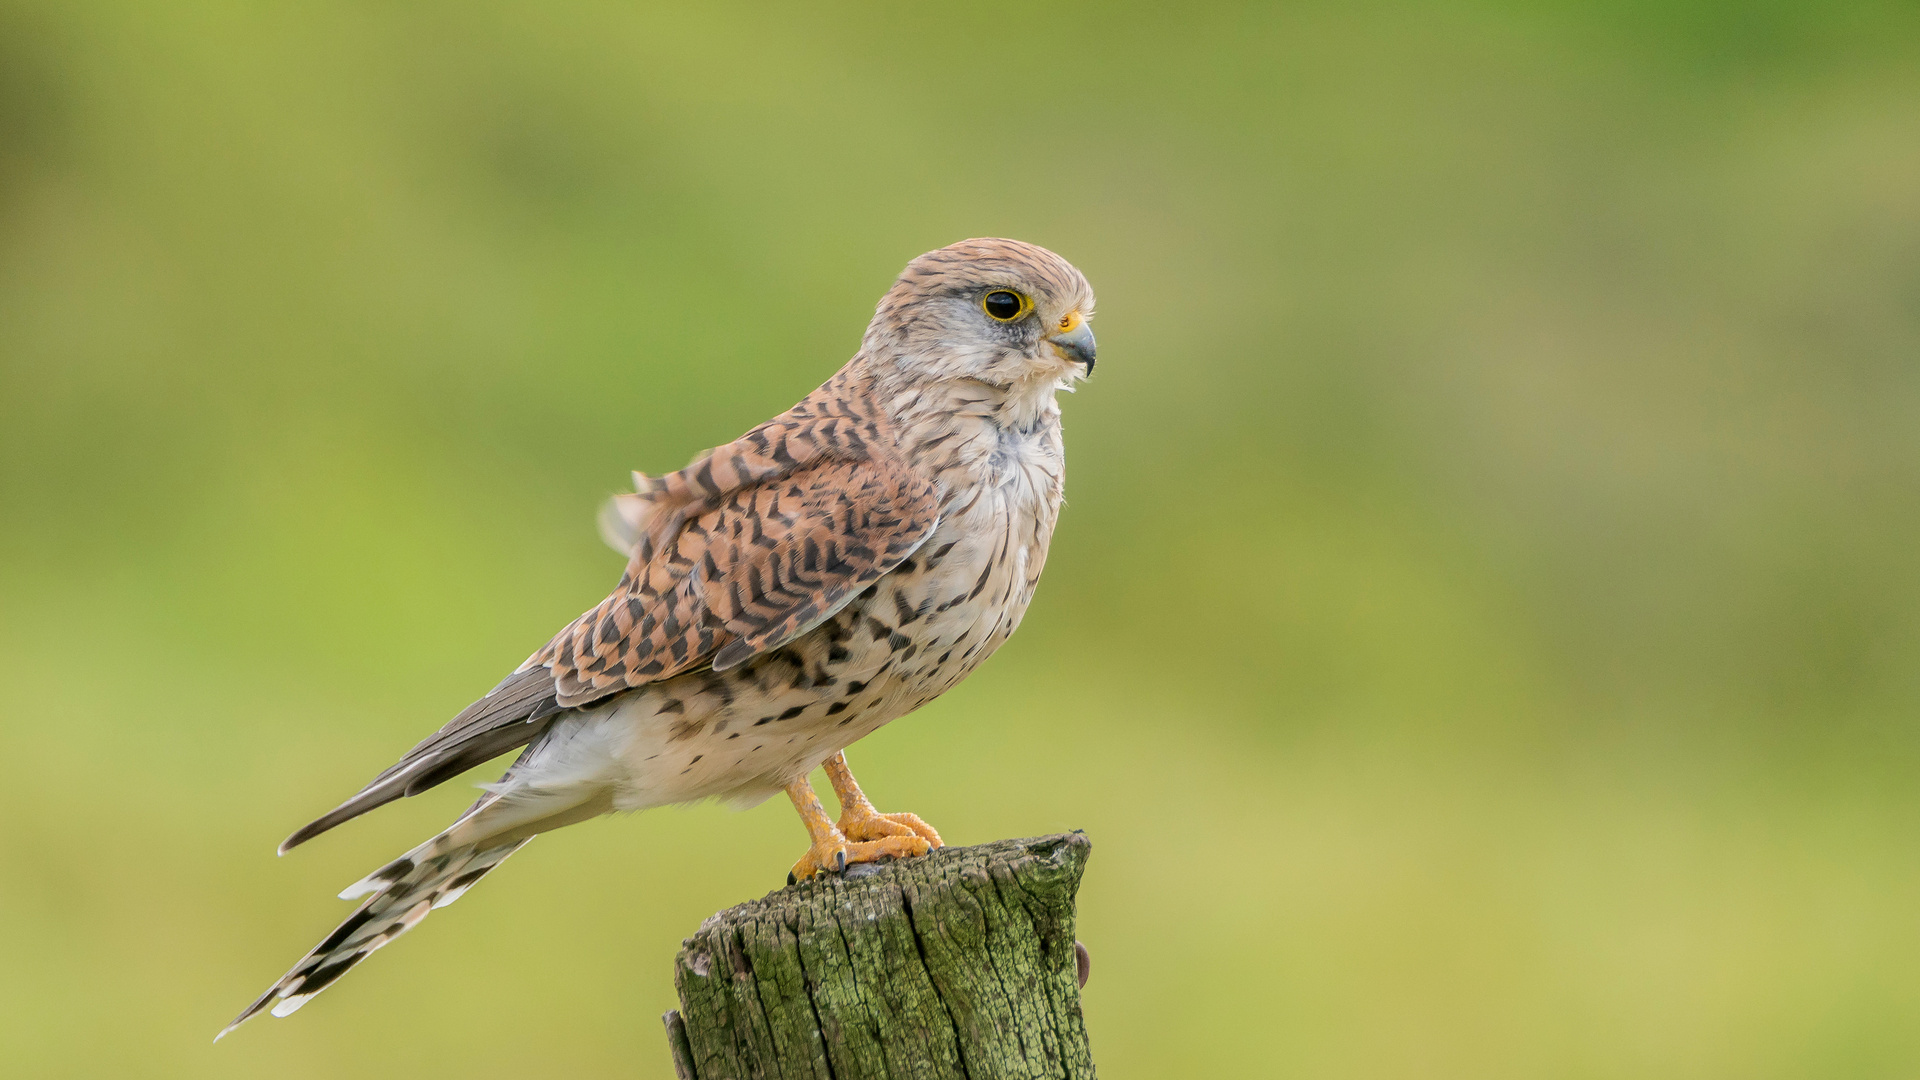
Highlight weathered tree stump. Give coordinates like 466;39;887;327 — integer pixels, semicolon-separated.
663;832;1095;1080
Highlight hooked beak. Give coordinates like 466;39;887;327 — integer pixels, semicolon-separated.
1048;311;1096;373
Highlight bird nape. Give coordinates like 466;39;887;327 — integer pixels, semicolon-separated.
220;237;1097;1039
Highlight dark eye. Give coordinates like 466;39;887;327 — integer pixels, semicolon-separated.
982;290;1026;322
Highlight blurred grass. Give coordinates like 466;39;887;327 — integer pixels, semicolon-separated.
2;1;1918;1076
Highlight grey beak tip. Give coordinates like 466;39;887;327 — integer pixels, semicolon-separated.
1049;323;1097;372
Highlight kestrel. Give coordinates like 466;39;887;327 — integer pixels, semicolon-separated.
220;238;1097;1036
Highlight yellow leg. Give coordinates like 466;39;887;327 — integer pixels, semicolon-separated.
784;778;850;881
823;752;943;849
784;759;939;884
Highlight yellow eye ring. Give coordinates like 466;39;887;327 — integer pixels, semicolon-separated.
981;289;1032;322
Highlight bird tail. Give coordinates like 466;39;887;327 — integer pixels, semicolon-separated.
218;827;530;1039
222;713;626;1040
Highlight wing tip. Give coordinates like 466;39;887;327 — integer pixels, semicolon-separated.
278;817;332;854
277;798;373;854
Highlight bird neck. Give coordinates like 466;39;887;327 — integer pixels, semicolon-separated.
887;371;1062;438
846;349;1059;431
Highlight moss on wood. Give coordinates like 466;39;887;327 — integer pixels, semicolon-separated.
665;832;1095;1080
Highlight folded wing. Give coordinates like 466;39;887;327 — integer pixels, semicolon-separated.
282;450;935;850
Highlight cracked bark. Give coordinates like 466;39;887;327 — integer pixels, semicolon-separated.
664;832;1096;1080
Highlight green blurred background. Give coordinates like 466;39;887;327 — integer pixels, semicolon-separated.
3;1;1918;1076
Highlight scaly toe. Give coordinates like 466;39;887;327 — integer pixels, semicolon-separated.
789;838;851;883
840;810;944;848
790;834;932;883
883;811;943;848
844;835;933;866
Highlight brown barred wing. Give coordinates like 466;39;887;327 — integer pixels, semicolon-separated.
272;299;959;856
703;458;940;671
534;456;938;705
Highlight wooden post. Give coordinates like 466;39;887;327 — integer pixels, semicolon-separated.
663;832;1096;1080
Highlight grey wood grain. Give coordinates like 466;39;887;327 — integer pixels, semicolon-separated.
665;833;1096;1080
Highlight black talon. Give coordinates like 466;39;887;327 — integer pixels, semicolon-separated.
833;849;847;873
787;871;798;887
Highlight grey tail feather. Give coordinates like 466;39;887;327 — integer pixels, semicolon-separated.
217;836;529;1040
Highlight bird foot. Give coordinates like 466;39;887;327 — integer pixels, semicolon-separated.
788;832;933;884
839;807;943;848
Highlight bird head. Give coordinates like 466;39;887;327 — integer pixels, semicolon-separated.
863;238;1096;393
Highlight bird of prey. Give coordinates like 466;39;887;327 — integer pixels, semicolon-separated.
220;238;1097;1036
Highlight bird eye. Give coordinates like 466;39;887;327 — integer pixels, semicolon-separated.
982;290;1028;322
